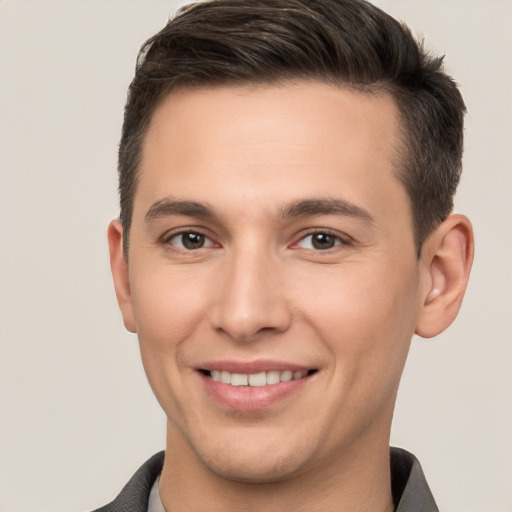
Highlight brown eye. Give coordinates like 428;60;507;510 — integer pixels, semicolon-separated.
169;231;213;250
311;233;336;250
297;232;342;250
182;232;205;249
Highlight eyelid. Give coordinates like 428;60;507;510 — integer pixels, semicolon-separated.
292;229;351;250
161;227;220;250
159;226;351;251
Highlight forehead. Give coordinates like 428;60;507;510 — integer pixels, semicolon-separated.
136;81;407;222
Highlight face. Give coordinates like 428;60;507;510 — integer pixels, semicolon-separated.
113;82;429;482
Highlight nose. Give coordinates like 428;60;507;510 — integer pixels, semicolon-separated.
208;248;292;342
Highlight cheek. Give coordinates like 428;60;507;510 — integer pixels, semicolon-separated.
130;263;213;347
128;265;213;417
128;263;217;409
295;263;420;373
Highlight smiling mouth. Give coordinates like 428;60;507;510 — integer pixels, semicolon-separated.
200;369;318;387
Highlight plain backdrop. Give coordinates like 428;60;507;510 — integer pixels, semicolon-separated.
1;1;511;511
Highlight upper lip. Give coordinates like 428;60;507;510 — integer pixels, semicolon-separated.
197;360;315;374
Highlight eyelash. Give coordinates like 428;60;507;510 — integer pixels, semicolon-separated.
162;229;218;251
293;230;350;251
161;228;350;253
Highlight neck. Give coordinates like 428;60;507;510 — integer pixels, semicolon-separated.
159;426;394;512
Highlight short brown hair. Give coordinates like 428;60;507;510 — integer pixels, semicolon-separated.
118;0;465;256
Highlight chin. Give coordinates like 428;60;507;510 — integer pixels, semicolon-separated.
205;456;302;484
194;438;316;484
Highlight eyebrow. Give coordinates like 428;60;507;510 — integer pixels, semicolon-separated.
145;199;217;221
280;198;374;222
145;197;373;223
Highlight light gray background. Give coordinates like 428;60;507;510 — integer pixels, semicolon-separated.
1;1;511;511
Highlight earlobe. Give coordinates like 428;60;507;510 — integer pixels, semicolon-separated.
107;220;137;333
415;214;474;338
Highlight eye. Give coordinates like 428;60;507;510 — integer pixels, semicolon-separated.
167;231;216;250
296;232;343;250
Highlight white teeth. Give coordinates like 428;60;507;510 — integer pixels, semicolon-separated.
209;369;310;386
230;373;248;386
280;370;293;382
266;370;281;385
248;372;266;387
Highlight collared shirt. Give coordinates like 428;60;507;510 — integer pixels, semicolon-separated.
92;447;438;512
390;447;438;512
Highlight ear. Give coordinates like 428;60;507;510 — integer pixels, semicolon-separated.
415;214;474;338
107;220;137;333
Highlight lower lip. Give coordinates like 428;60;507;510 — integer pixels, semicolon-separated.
201;373;311;411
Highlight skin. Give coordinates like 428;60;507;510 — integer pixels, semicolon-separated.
108;82;473;512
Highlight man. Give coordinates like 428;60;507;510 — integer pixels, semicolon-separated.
100;0;474;510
